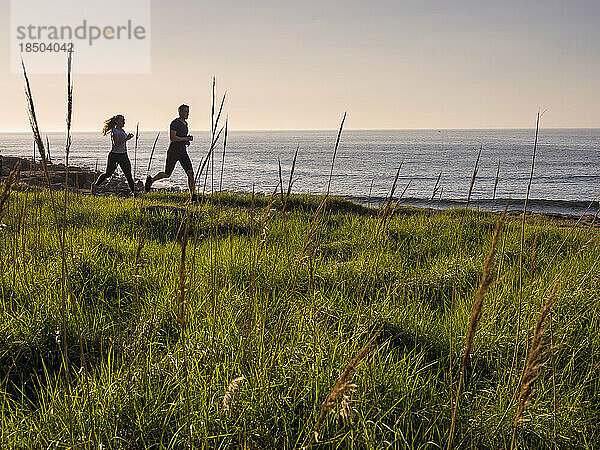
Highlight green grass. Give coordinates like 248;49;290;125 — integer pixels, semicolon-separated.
0;187;599;449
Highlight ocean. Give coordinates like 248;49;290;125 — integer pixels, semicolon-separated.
1;129;599;216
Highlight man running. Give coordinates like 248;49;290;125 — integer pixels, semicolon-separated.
145;104;197;201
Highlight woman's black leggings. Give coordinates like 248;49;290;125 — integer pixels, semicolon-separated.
95;152;135;193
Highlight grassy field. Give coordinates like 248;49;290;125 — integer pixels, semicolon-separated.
0;187;599;449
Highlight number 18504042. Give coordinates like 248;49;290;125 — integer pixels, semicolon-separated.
19;42;74;53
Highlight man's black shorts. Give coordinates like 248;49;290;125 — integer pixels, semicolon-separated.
165;148;193;175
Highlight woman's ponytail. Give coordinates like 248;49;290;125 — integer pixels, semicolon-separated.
102;115;123;135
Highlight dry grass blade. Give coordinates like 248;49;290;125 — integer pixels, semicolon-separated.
297;198;327;264
46;136;51;162
174;211;193;448
177;212;191;330
195;125;224;187
325;112;347;197
431;171;442;201
23;53;75;447
64;48;73;205
222;376;246;413
219;117;228;191
446;207;506;450
210;76;215;140
338;383;358;426
510;110;542;381
465;211;505;355
510;283;558;450
493;159;500;201
213;92;227;138
195;79;227;189
466;145;482;209
377;164;404;234
22;59;48;170
295;113;346;273
531;231;539;270
378;163;402;220
0;162;21;220
367;176;374;207
278;158;284;206
65;49;73;169
283;144;299;215
249;183;280;271
63;49;84;370
133;122;140;180
313;326;383;441
389;179;412;216
146;132;161;179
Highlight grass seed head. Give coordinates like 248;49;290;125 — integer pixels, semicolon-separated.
223;376;246;414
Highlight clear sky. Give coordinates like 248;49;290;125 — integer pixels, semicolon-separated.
1;0;599;131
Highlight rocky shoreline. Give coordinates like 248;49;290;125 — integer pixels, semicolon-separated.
0;155;143;197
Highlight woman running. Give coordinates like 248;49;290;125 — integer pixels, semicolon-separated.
93;114;135;195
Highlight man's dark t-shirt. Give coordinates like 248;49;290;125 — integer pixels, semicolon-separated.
168;118;188;152
164;118;193;174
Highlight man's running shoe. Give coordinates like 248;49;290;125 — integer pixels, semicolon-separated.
144;175;153;192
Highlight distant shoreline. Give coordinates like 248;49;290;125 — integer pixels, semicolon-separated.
2;127;600;134
2;155;598;229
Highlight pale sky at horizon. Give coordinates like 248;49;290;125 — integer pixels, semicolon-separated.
1;0;599;132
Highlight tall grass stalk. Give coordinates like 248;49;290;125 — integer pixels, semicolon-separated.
46;135;51;162
145;132;161;180
176;211;192;446
282;144;299;216
325;112;347;197
493;159;500;201
550;308;557;447
244;184;280;344
510;283;557;450
431;171;442;201
212;91;226;138
131;133;160;335
219;117;228;191
133;122;139;181
292;114;346;294
0;163;21;221
278;158;284;206
466;146;482;208
389;178;412;216
313;326;383;441
378;164;402;226
196;78;226;191
63;50;84;371
22;55;75;447
203;79;226;195
211;77;215;141
195;126;224;189
510;111;541;381
446;208;506;450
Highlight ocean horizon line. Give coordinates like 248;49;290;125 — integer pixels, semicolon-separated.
2;127;600;134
